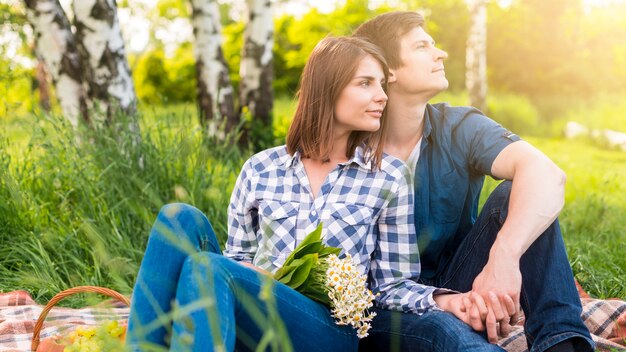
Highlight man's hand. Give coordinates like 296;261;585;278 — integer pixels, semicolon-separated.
472;245;522;342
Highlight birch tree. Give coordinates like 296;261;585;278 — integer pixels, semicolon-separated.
466;0;488;112
24;0;88;126
190;0;237;137
72;0;137;120
239;0;273;134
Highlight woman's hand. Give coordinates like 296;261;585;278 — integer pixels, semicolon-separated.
434;293;475;327
239;261;272;276
435;291;517;344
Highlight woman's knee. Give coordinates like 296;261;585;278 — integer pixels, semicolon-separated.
158;203;206;228
154;203;219;252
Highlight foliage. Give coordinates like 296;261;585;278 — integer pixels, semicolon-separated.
486;92;540;136
0;110;244;305
487;0;626;99
5;0;626;123
560;94;626;133
0;57;37;119
273;224;341;305
130;43;196;104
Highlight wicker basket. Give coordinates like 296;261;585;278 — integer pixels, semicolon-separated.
31;286;130;352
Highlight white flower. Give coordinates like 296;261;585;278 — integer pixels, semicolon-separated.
323;254;377;339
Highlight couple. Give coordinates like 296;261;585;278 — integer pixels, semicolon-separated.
126;12;593;352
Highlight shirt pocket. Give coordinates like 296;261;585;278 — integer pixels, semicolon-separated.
430;170;465;224
257;200;299;262
325;203;374;255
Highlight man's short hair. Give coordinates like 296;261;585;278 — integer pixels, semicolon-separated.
353;11;425;69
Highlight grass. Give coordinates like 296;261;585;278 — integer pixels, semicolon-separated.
1;98;625;308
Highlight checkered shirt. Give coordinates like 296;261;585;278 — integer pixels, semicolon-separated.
224;145;441;314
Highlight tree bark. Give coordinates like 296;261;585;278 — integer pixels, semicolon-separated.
23;0;89;126
190;0;237;138
72;0;137;121
239;0;273;140
466;0;488;112
35;53;51;112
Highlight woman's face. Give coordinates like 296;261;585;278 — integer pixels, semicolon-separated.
333;55;388;136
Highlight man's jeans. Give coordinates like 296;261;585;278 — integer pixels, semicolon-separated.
127;203;357;351
360;181;594;352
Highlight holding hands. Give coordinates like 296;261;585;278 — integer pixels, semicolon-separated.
434;249;523;344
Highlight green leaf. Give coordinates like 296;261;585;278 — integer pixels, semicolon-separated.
284;254;316;289
318;246;341;257
271;223;342;305
274;263;297;283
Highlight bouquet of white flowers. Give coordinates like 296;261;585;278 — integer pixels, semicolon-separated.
273;224;377;338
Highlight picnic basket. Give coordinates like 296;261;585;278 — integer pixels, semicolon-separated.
31;286;130;352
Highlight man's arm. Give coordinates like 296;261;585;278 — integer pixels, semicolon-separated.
490;140;566;260
472;140;566;341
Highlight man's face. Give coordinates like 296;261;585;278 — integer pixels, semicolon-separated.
389;26;449;99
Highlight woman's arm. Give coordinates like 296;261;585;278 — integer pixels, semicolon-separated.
369;167;449;315
224;159;259;263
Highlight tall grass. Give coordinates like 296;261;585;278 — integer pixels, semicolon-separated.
1;100;625;305
0;111;243;305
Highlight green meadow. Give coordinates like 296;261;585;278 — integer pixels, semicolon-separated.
1;96;625;307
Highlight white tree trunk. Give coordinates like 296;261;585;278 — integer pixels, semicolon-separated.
239;0;273;128
190;0;237;137
24;0;88;127
466;0;488;112
72;0;137;120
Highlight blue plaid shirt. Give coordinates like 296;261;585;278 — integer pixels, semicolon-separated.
225;145;441;315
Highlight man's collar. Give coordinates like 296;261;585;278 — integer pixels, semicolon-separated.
423;104;435;139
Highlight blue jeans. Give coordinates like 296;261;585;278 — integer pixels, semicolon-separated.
360;181;594;352
127;203;358;351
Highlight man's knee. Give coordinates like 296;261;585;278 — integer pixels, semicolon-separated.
482;181;512;221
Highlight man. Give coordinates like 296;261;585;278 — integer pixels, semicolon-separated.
354;11;593;352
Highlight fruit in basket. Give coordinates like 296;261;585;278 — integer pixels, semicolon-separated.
63;320;126;352
38;320;126;352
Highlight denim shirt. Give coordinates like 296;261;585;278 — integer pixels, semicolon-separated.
226;145;444;314
415;103;521;279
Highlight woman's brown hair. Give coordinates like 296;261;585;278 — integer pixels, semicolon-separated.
286;36;389;169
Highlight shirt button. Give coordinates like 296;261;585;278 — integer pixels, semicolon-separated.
311;210;317;216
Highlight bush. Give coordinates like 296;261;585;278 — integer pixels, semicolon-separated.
487;93;540;136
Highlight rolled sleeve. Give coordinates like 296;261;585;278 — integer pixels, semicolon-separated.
456;112;522;177
369;168;440;315
224;159;258;263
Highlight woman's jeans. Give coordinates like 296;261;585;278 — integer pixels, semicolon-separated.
360;181;594;352
127;203;357;351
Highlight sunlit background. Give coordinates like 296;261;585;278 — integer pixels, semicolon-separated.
0;0;625;301
2;0;626;137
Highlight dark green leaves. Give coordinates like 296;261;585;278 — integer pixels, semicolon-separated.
272;223;341;305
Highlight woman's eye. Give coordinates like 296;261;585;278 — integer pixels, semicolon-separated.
360;81;370;87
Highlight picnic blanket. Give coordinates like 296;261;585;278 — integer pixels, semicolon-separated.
0;289;624;351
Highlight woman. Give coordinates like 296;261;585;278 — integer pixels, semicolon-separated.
127;36;435;351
